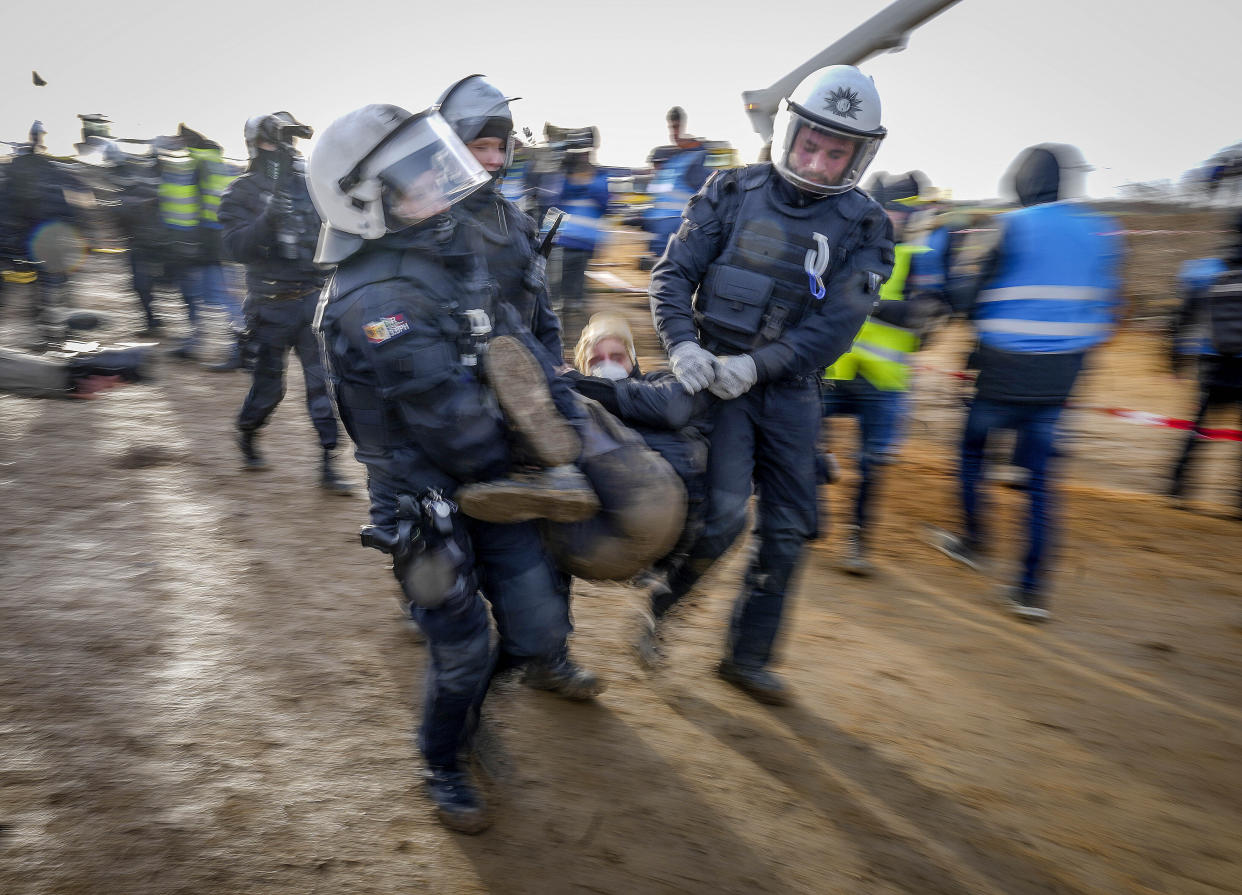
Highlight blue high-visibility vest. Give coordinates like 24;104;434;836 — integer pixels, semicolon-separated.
974;202;1121;353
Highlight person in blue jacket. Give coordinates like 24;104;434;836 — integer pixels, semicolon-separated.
308;104;602;835
648;65;894;704
933;143;1123;621
550;146;611;352
642;106;710;261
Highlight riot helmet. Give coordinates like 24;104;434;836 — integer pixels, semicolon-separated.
245;110;313;159
772;65;886;196
435;74;519;173
307;104;489;263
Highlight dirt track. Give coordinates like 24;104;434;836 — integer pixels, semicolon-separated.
2;218;1241;894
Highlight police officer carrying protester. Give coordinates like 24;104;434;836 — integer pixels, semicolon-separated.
217;111;350;493
308;104;603;834
648;65;895;703
931;144;1123;621
436;74;564;360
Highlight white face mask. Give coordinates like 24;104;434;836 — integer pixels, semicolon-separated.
589;359;630;381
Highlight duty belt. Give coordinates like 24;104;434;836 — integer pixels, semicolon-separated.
259;283;318;301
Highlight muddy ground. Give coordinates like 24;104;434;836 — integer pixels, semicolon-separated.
1;210;1240;894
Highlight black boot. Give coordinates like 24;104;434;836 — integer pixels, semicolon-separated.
522;652;605;700
238;430;267;471
320;449;352;494
423;765;490;834
205;334;244;372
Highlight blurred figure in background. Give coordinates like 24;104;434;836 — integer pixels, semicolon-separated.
218;111;350;493
932;144;1123;621
549;141;610;352
437;74;563;360
641;107;709;264
0;121;92;349
0;342;150;398
1168;211;1242;515
822;171;943;575
110;145;171;334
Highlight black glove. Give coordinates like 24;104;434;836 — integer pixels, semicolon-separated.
264;193;294;224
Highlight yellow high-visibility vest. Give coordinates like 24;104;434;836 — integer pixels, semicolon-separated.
825;243;929;391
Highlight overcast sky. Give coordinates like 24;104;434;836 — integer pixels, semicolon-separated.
4;0;1239;199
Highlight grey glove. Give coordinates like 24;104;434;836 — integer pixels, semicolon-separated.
668;341;718;394
708;353;757;400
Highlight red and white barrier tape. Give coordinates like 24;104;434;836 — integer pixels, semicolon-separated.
916;365;1242;442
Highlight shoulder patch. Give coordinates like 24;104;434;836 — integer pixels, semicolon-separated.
364;313;412;345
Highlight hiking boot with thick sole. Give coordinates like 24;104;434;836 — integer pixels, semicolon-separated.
238;430;268;471
456;466;599;523
522;654;605;700
484;334;580;467
717;659;790;706
423;766;490;835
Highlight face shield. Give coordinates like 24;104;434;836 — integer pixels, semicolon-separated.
339;110;490;231
773;104;884;196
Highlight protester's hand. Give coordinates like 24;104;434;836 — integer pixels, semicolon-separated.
668;342;718;394
709;354;757;400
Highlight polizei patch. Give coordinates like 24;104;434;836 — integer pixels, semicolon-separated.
364;313;411;344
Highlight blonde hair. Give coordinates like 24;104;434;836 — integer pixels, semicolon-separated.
573;311;637;373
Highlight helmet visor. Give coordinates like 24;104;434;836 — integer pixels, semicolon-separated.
775;108;883;196
367;111;490;228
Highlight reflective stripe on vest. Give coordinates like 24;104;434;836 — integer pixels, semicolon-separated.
557;196;606;247
189;148;236;226
825;243;926;390
159;152;200;230
974;202;1120;353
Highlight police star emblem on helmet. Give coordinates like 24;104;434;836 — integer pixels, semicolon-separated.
824;88;862;120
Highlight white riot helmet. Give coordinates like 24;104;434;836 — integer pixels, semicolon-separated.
772;65;886;196
435;74;519;171
307;104;490;264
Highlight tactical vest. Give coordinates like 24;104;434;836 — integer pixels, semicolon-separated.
974;202;1120;354
1206;267;1242;357
694;165;878;355
825;243;928;390
318;227;497;444
461;194;540;329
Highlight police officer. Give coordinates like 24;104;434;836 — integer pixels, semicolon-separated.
642;106;710;262
932;144;1123;621
308;104;602;834
1168;211;1242;513
217;111;350;492
436;74;563;360
648;65;894;703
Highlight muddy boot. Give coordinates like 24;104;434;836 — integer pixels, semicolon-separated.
634;608;666;670
320;449;353;495
238;429;267;471
717;659;790;706
522;652;606;700
456;465;599;523
839;525;874;577
484;334;580;467
423;765;490;835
